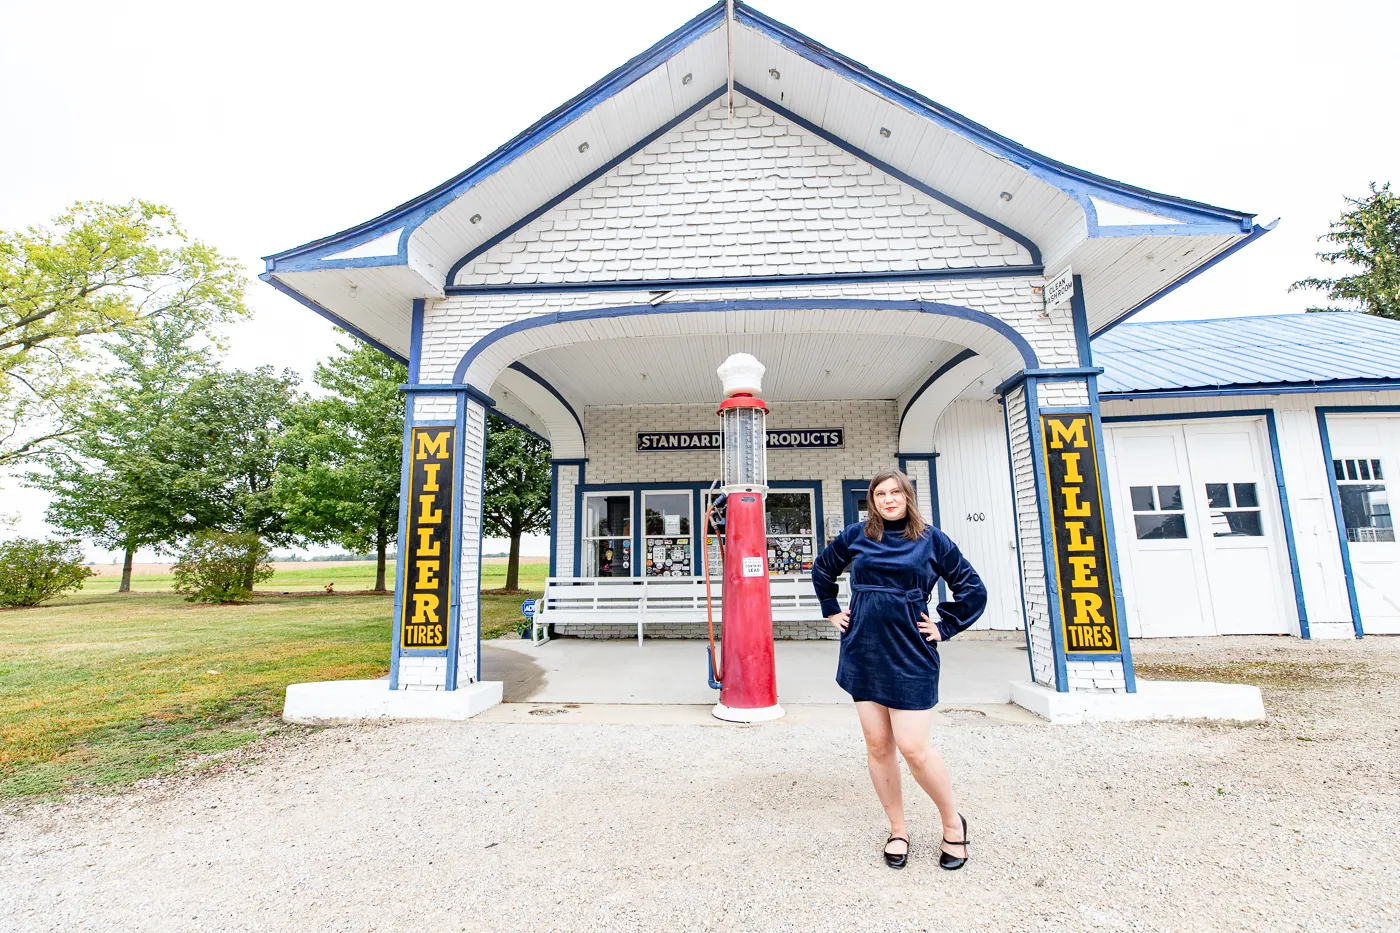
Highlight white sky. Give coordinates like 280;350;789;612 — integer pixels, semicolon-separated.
2;0;1396;560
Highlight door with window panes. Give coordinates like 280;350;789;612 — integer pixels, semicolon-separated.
1107;419;1293;637
582;492;632;577
1326;415;1400;633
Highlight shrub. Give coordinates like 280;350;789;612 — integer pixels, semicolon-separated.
171;532;273;603
0;538;95;607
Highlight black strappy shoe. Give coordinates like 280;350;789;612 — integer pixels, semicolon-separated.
883;834;909;869
939;814;969;870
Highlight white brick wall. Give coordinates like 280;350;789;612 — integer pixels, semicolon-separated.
1005;385;1055;686
413;394;457;421
456;400;487;684
1066;659;1126;693
553;463;581;576
397;656;447;690
454;94;1031;289
1038;378;1089;408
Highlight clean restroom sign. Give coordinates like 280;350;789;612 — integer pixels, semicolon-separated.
1044;266;1074;309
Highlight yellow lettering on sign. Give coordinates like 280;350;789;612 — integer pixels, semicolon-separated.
418;494;443;524
422;462;442;492
1065;521;1095;551
415;560;440;589
1047;418;1089;449
416;431;451;460
1060;452;1084;483
1068;556;1099;588
416;528;440;557
1061;486;1090;517
411;593;440;624
1070;591;1106;623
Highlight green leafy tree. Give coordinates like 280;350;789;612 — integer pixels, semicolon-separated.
169;366;303;588
171;531;272;603
24;315;215;592
1291;182;1400;319
483;414;551;591
273;339;407;591
0;538;94;607
0;200;247;465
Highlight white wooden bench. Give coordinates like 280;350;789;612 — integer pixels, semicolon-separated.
532;574;851;645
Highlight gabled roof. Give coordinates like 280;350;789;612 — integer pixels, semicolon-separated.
1094;312;1400;396
261;1;1267;361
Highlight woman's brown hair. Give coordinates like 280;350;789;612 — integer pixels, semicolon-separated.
863;469;928;541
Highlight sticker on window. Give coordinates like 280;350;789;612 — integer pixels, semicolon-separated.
742;556;764;577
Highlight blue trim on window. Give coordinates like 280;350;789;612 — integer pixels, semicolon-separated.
1315;405;1400;638
1023;378;1070;692
446;395;468;690
1102;408;1312;640
1090;221;1276;338
453;298;1039;384
260;273;409;364
841;479;870;527
899;349;979;436
1001;396;1038;683
506;362;586;448
1099;378;1400;401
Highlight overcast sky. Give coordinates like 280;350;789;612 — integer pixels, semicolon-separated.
2;0;1396;560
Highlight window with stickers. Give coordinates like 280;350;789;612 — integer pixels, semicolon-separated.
703;487;818;576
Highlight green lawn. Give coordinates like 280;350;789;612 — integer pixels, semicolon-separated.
80;559;549;594
0;571;544;798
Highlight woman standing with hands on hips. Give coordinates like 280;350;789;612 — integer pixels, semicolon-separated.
810;469;987;870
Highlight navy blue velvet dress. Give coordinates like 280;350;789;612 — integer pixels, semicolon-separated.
811;517;988;710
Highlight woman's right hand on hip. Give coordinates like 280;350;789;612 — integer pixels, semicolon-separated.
827;610;850;632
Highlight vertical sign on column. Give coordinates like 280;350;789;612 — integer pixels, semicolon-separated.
401;425;456;650
1040;413;1120;653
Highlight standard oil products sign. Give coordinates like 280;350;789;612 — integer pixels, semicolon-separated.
401;426;455;650
1039;413;1120;653
637;428;843;451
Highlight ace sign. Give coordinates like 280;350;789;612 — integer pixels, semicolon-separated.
401;426;456;650
1040;413;1120;654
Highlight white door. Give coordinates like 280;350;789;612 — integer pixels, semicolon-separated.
1326;415;1400;634
1106;425;1215;637
1106;418;1295;637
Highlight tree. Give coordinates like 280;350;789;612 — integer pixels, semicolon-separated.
0;538;94;607
1;200;247;465
482;414;551;591
273;339;407;591
1291;182;1400;319
169;366;303;588
24;315;215;592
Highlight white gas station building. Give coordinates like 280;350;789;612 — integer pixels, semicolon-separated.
266;2;1400;717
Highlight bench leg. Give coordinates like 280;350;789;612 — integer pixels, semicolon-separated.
637;620;644;646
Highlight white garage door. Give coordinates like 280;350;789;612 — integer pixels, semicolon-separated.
1105;418;1297;638
1325;415;1400;634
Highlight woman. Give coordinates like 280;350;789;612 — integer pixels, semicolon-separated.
810;469;987;870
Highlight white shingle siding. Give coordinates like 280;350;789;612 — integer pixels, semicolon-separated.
453;95;1031;289
456;399;488;683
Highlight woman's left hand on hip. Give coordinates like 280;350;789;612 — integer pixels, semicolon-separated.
917;612;942;642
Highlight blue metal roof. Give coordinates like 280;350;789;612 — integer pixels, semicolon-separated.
1093;312;1400;396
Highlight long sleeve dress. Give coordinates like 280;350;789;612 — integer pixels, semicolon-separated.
810;517;988;710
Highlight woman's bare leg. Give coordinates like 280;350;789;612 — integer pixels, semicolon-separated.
854;701;906;855
888;708;965;857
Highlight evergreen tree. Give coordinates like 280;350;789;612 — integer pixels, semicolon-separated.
1291;182;1400;319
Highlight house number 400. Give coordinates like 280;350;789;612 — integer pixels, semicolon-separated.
966;512;986;522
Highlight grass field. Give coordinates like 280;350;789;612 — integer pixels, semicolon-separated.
0;560;546;798
80;558;549;594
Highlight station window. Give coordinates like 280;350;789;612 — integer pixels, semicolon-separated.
582;492;632;577
703;487;818;575
1203;482;1264;537
643;491;692;577
1129;484;1187;539
1333;458;1394;543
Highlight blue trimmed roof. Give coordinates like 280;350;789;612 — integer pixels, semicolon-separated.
1093;312;1400;394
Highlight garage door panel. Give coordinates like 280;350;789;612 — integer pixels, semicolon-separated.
1328;414;1400;633
1209;549;1285;635
1131;549;1212;638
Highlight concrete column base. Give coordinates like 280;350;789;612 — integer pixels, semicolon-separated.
1009;679;1265;724
283;680;503;724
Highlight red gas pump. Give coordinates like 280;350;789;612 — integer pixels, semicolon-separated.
704;353;783;722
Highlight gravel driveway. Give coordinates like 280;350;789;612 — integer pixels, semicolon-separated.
2;636;1396;932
